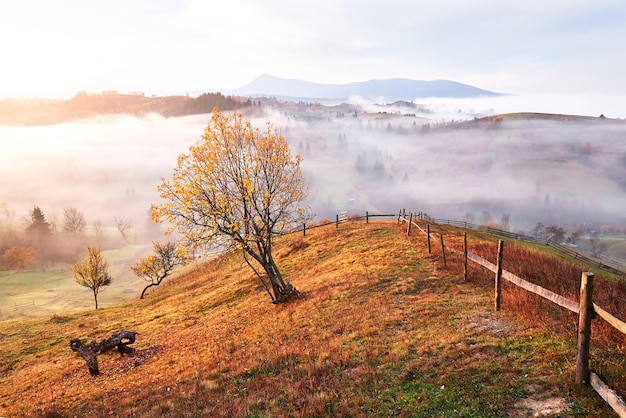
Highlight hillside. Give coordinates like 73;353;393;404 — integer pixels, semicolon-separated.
228;74;504;101
0;221;618;417
0;92;250;126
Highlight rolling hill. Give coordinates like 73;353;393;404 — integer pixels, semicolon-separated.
0;220;617;417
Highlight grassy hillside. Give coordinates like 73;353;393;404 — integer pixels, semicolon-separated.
0;221;618;417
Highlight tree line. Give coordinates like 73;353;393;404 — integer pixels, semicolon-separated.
0;91;252;126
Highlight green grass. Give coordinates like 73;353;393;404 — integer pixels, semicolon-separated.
0;245;151;320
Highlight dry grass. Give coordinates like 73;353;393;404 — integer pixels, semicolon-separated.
0;221;617;417
423;222;626;400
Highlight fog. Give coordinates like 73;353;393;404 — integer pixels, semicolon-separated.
2;101;626;249
264;101;626;234
0;113;209;236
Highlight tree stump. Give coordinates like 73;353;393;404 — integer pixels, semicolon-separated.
69;330;137;376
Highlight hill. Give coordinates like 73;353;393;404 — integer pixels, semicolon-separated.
229;74;505;101
0;220;617;417
0;91;250;126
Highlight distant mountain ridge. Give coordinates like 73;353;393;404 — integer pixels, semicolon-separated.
229;74;504;101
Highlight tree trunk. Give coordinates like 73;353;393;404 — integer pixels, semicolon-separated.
69;330;137;376
93;289;99;309
141;283;156;299
264;254;300;303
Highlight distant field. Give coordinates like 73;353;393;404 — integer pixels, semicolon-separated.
0;245;151;321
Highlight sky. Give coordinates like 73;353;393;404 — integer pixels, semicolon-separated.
1;0;625;115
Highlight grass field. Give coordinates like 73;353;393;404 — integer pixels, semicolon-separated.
0;221;619;417
0;245;151;320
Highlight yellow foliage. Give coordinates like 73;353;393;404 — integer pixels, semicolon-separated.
152;108;308;253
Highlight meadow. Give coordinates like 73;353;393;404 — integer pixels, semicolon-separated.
0;245;150;321
0;220;621;417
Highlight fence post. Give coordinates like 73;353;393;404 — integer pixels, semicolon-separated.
366;211;369;224
407;212;413;235
463;232;468;281
575;272;595;384
303;223;306;237
440;233;446;267
495;240;504;311
427;224;431;254
397;209;402;225
336;214;339;229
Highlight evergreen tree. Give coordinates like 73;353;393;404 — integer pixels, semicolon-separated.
25;206;51;253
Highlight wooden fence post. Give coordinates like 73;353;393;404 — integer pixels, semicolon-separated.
427;224;431;254
397;209;402;225
336;214;339;229
440;233;446;267
495;240;504;311
463;232;468;281
576;272;595;384
303;223;306;237
366;211;369;224
407;212;413;235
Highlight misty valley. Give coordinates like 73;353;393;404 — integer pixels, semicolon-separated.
2;98;626;317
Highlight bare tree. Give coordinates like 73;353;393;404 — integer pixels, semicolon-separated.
63;207;86;235
480;210;492;226
500;214;510;231
461;212;475;224
73;247;111;309
114;216;132;244
93;219;104;247
64;207;86;253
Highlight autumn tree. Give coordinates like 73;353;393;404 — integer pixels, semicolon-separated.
2;246;37;270
73;247;111;309
152;109;309;303
131;242;185;299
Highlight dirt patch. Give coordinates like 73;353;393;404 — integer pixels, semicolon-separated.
509;396;568;417
466;311;521;336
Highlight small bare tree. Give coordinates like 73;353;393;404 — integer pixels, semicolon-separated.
64;207;86;253
93;219;104;247
114;216;132;244
63;207;86;235
131;242;185;299
73;247;111;309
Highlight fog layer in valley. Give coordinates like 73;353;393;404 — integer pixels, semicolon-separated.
0;113;209;232
2;100;626;316
260;100;626;235
2;102;626;239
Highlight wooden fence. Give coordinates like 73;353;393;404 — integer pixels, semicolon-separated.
398;211;626;417
419;213;626;277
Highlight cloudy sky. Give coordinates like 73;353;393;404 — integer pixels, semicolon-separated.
1;0;625;114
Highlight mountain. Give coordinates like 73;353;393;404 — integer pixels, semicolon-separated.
229;74;504;101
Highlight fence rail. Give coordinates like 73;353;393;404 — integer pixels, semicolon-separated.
398;210;626;417
422;214;626;277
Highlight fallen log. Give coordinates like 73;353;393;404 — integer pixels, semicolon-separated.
69;330;138;376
